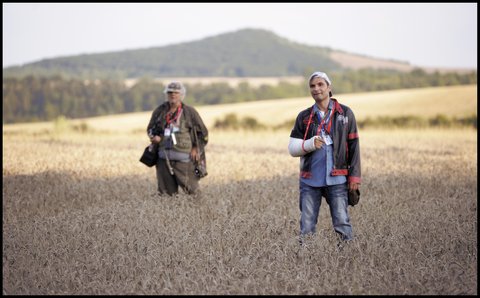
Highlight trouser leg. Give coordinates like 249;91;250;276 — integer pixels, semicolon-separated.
299;181;322;235
156;158;178;195
325;183;353;241
170;160;200;195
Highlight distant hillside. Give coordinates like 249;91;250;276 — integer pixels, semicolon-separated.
3;28;336;79
3;28;449;80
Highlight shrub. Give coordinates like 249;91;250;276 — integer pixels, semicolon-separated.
214;113;266;130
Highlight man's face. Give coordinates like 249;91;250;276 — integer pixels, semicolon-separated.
167;91;182;106
309;76;331;102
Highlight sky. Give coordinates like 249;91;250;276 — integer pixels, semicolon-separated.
3;3;477;70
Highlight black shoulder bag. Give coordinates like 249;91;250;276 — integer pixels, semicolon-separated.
348;189;360;206
140;143;158;167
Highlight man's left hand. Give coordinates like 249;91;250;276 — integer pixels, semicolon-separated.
349;182;360;192
190;146;200;162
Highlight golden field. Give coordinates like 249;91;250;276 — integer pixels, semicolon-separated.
2;85;478;295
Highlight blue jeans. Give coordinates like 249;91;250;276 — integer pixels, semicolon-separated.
299;181;353;240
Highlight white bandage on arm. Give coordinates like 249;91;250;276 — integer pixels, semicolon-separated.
288;136;317;157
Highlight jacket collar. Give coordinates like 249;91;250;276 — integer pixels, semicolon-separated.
330;98;344;114
309;97;344;115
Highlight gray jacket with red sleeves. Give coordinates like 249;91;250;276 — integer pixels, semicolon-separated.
289;98;361;184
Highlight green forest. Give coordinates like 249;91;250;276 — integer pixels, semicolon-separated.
2;69;476;124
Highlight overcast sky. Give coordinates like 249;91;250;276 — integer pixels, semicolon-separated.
3;3;477;70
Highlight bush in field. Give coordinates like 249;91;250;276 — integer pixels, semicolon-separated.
456;114;477;128
429;114;452;127
214;113;266;130
363;115;429;129
53;115;72;134
240;116;266;130
273;119;295;131
53;115;92;134
214;113;239;129
71;121;91;133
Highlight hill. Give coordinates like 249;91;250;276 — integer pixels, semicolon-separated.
3;84;476;134
4;28;466;80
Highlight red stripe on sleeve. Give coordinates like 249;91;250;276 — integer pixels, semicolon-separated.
348;133;358;139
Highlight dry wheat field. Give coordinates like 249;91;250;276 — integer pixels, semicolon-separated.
2;125;477;295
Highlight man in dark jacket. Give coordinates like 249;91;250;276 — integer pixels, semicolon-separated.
147;81;208;197
288;71;361;244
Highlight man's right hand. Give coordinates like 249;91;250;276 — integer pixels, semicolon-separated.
150;135;161;144
313;136;324;149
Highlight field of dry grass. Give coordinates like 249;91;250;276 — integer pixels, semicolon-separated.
2;125;477;294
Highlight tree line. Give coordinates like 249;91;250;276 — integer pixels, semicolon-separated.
2;69;476;124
